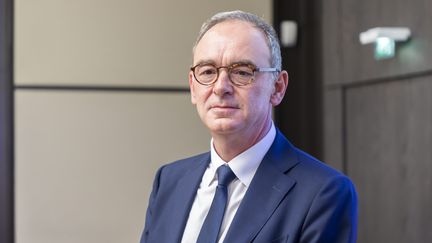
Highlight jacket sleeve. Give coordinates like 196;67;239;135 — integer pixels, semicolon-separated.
140;166;164;243
300;175;358;243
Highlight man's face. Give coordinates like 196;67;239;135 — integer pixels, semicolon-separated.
189;20;285;137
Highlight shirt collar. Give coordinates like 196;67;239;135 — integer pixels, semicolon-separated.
207;122;276;188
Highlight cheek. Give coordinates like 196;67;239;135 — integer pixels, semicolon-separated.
193;86;210;101
194;88;212;112
244;92;273;119
246;87;272;107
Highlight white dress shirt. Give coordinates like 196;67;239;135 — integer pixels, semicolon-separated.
181;123;276;243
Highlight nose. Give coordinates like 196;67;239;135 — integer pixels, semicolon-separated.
212;69;234;96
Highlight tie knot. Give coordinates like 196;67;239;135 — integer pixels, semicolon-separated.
216;165;236;187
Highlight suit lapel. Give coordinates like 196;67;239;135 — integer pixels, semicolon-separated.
166;153;210;243
223;130;299;243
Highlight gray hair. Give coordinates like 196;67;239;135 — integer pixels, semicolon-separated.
192;10;282;71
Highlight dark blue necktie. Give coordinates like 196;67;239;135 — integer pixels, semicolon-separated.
196;165;236;243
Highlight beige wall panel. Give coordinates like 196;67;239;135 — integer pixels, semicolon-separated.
15;90;210;243
15;0;272;87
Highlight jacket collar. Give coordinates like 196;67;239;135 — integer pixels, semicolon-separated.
166;129;300;243
166;153;210;243
223;129;299;242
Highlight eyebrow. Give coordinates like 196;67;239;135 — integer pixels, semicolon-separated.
193;59;216;66
193;59;257;67
232;60;257;67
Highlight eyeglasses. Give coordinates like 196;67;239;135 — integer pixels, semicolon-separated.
190;63;279;86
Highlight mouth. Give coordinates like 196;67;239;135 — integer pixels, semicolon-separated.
208;104;240;115
210;104;239;110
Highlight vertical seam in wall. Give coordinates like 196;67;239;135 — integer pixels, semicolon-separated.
337;0;344;81
316;0;324;159
11;0;15;240
336;0;348;175
341;86;348;175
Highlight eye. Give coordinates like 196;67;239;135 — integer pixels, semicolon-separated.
231;66;254;77
197;65;217;76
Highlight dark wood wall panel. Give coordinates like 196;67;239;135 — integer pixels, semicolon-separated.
346;76;432;242
321;0;432;241
0;0;14;242
325;0;432;86
323;88;344;172
321;0;343;84
274;0;323;157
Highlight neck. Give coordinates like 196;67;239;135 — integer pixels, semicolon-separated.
212;119;272;162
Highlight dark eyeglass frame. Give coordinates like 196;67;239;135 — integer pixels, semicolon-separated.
190;63;280;86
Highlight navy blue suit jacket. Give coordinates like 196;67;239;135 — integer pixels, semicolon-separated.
141;130;357;243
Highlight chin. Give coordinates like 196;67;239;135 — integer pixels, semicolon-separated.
206;118;243;134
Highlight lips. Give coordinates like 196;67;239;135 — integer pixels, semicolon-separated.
210;104;239;110
208;104;240;116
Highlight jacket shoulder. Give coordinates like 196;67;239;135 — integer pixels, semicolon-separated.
158;152;210;178
293;147;346;179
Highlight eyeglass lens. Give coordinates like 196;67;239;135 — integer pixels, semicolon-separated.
194;64;254;85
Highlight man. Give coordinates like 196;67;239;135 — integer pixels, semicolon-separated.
141;10;357;243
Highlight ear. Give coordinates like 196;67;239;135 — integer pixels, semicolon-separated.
270;70;289;106
189;71;197;105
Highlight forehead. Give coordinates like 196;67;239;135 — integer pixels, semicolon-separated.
193;20;271;66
